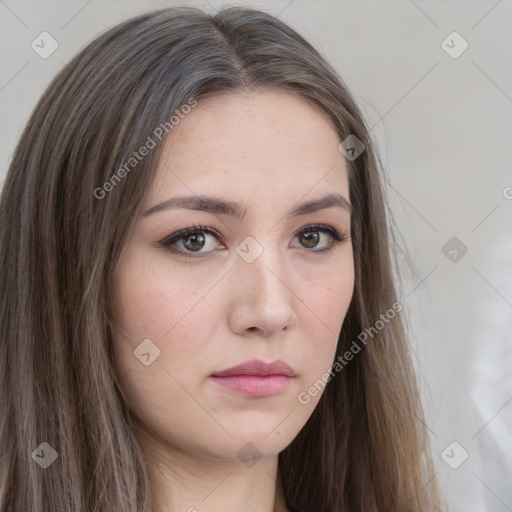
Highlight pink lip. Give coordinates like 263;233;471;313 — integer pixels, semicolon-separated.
211;359;296;397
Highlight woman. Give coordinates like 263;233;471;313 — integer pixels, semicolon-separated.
0;6;444;512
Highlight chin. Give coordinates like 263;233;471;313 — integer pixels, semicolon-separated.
215;424;302;461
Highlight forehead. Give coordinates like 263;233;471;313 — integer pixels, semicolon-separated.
147;91;349;208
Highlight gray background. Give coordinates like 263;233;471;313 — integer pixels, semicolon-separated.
1;1;511;510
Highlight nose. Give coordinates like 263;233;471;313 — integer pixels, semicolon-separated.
227;242;298;338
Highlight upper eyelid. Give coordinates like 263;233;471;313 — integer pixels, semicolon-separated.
159;225;221;245
159;224;347;252
161;224;343;242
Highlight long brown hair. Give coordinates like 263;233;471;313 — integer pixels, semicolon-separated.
0;6;444;511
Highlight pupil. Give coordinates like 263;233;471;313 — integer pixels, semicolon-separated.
301;231;319;248
184;233;205;251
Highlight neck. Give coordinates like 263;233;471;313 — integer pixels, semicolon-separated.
138;429;287;512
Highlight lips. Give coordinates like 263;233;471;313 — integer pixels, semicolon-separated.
211;359;296;397
211;359;296;378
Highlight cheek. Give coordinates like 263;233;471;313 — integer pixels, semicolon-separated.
301;255;354;334
298;258;354;371
293;282;352;413
110;260;220;437
112;252;216;345
109;255;211;388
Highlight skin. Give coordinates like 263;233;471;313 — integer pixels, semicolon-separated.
110;90;355;512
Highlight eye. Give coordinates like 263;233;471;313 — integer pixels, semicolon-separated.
291;224;349;254
159;224;223;258
158;223;349;259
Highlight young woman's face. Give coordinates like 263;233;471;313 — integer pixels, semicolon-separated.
111;91;354;463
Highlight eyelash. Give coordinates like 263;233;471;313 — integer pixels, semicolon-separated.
158;224;349;259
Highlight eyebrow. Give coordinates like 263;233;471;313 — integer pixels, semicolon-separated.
143;192;352;219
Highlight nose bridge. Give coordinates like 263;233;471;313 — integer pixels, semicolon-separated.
228;234;297;334
238;235;288;300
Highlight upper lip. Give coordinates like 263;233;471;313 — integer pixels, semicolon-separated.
212;359;296;378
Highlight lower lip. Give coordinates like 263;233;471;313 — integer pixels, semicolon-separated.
210;375;293;397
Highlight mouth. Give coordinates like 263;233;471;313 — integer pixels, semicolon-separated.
211;359;296;397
